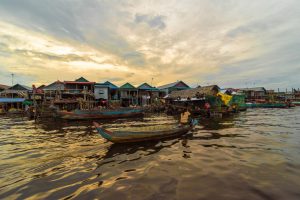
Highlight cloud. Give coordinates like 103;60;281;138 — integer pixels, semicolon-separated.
135;14;166;30
0;0;299;89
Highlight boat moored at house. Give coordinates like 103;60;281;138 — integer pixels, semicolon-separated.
54;107;144;120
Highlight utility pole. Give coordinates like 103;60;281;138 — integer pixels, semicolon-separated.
11;73;14;86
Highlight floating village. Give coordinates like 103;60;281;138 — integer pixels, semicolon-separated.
0;77;300;143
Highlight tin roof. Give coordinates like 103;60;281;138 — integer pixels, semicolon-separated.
8;84;31;90
43;81;65;90
157;81;190;90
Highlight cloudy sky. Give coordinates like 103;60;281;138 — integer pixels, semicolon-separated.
0;0;299;89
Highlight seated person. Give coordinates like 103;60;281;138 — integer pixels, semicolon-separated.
180;110;191;125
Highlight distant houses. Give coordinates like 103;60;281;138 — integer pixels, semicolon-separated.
0;79;200;108
0;84;31;113
1;77;299;111
237;87;267;101
0;84;31;98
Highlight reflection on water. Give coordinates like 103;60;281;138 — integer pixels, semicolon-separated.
1;109;300;199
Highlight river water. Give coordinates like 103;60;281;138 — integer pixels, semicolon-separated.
0;108;300;200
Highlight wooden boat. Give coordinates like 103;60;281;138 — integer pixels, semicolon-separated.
93;121;196;143
55;108;143;120
245;103;287;108
292;101;300;106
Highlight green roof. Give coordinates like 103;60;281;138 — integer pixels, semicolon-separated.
75;77;89;82
120;82;136;89
138;83;159;91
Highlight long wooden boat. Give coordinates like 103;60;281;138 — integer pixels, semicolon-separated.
55;108;143;120
93;122;194;143
245;103;287;108
292;101;300;106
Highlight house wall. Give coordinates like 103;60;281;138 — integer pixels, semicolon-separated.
94;87;108;100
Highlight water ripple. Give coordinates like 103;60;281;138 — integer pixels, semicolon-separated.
0;109;300;199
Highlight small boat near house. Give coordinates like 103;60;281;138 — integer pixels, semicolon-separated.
55;108;144;120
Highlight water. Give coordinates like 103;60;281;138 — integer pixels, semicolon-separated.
0;108;300;200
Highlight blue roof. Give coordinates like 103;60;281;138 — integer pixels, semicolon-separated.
103;81;119;89
0;98;25;103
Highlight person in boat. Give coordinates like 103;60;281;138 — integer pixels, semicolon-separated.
204;102;211;118
180;109;191;125
180;109;198;128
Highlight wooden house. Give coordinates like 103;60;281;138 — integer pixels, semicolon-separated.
37;80;65;100
237;87;267;101
137;83;159;106
119;83;138;106
0;84;31;113
64;77;95;95
0;84;31;98
103;81;119;100
157;81;190;96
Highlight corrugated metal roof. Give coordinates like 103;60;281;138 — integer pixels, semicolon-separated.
0;98;25;103
8;84;31;90
43;81;65;90
157;81;190;90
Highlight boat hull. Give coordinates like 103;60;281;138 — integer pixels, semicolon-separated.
292;102;300;106
93;122;191;143
245;103;287;108
56;109;143;120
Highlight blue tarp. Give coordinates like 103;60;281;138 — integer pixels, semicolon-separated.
0;98;25;103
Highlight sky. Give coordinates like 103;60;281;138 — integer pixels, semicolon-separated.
0;0;299;90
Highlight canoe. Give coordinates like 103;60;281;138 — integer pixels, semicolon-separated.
93;122;194;143
55;108;143;120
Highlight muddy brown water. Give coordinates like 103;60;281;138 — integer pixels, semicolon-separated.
0;108;300;199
